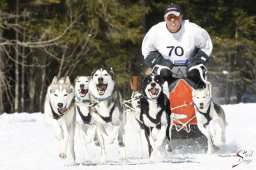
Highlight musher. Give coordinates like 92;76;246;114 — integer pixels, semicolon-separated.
142;3;213;89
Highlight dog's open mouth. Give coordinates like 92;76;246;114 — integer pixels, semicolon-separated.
79;89;88;97
148;87;159;98
96;83;107;95
57;107;68;116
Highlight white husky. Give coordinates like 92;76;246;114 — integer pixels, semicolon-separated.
192;87;227;154
89;68;126;164
74;76;96;163
44;76;76;164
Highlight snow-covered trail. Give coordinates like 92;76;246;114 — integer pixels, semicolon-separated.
0;103;255;170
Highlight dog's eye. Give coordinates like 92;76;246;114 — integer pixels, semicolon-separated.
86;80;89;82
95;74;98;76
54;94;58;97
104;74;108;76
64;94;68;96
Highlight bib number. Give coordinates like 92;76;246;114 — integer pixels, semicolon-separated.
167;46;184;57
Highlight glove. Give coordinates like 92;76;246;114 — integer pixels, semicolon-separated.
144;51;173;69
161;58;173;69
188;49;209;66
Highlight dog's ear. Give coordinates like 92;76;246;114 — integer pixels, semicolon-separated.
108;67;115;80
205;84;211;96
87;76;92;80
192;89;196;97
64;76;71;85
74;76;79;83
91;69;96;77
52;76;58;85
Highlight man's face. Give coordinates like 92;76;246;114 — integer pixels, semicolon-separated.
165;14;183;33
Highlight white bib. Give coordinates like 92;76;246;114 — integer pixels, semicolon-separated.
157;20;192;65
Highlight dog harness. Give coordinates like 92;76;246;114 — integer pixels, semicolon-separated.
94;99;116;123
139;107;163;128
75;96;91;104
194;101;212;127
76;106;92;124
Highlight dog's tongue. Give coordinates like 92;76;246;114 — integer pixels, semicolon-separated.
150;88;158;95
58;107;68;115
80;89;88;96
97;83;107;91
151;88;156;94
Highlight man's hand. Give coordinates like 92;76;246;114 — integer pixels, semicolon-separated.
145;51;173;69
188;49;209;66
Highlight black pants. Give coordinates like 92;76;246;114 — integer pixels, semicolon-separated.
160;68;206;89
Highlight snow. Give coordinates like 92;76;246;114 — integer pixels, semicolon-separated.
0;103;256;170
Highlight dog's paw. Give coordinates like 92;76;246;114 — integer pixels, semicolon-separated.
206;150;213;155
59;153;67;159
118;141;125;147
82;160;92;165
165;144;172;152
100;159;106;165
64;161;79;166
94;140;100;147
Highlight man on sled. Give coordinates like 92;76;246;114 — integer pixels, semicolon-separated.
141;3;213;139
142;3;212;89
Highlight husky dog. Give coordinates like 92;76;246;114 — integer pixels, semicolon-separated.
74;76;96;163
192;87;227;154
44;76;76;164
89;68;126;164
129;91;144;157
139;74;172;160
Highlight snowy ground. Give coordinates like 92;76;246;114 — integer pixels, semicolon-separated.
0;103;255;170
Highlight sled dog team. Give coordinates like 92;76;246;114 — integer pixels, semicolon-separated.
44;67;227;165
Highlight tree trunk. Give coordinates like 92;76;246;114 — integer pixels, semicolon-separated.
14;0;20;112
0;30;4;113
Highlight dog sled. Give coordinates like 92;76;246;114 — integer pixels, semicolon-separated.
169;78;202;139
129;64;210;139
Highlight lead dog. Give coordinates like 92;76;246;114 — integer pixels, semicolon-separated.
89;68;126;164
44;76;76;164
192;87;227;154
139;74;172;160
74;76;96;163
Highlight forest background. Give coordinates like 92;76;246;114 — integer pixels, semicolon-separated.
0;0;255;113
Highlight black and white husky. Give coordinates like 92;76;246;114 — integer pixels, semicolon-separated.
74;76;96;163
192;87;227;154
139;74;172;160
89;68;126;164
44;76;76;164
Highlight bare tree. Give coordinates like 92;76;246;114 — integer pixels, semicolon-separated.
0;1;97;112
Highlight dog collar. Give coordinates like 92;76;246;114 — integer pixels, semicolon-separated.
97;95;112;101
89;96;112;107
75;96;91;103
